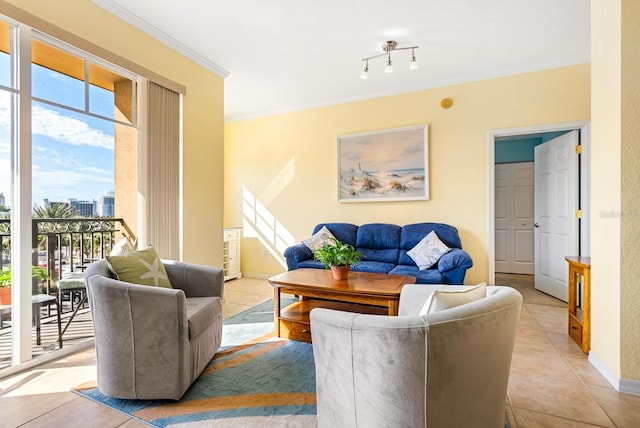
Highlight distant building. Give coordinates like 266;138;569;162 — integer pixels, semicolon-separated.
67;198;95;217
97;191;115;217
43;199;70;210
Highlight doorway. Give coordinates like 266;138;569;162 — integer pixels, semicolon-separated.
488;121;591;297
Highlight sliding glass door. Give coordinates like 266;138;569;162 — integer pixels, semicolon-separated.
0;16;138;370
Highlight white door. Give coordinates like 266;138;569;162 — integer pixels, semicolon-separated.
534;131;579;301
495;163;534;274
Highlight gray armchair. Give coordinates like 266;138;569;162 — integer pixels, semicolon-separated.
84;259;224;400
310;284;522;428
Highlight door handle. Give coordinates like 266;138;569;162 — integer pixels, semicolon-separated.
534;223;540;228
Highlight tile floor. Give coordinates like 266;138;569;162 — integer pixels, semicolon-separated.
0;276;638;427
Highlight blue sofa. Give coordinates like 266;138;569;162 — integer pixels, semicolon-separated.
284;222;473;284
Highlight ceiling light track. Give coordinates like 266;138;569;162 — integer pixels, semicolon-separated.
360;40;419;80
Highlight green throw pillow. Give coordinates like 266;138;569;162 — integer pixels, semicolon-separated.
106;246;172;288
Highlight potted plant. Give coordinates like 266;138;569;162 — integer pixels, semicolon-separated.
0;265;52;305
314;238;364;280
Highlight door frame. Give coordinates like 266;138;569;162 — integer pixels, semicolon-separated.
487;120;590;285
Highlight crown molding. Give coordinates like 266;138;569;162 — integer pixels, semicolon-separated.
92;0;229;78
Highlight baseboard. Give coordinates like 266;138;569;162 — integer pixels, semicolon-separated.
240;272;274;280
620;378;640;396
589;352;640;396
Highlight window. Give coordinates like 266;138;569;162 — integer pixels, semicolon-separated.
0;17;140;370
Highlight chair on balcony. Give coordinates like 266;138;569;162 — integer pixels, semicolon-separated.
310;284;522;428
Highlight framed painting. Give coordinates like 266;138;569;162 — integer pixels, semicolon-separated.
337;124;429;202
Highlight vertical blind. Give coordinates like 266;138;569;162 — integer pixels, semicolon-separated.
146;81;180;260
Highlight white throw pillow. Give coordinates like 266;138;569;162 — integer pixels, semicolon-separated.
407;231;451;270
419;283;487;315
110;237;136;256
301;226;336;252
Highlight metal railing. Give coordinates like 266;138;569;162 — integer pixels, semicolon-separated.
0;217;134;296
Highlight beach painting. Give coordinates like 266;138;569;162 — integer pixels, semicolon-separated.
338;125;429;202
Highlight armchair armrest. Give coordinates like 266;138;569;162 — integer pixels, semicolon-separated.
163;260;224;299
437;248;473;273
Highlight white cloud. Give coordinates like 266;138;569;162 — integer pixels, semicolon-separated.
0;91;113;150
32;104;113;149
0;88;117;204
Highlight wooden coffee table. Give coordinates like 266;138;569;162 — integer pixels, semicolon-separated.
269;268;415;342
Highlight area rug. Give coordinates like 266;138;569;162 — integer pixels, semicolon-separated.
222;297;297;347
74;338;317;427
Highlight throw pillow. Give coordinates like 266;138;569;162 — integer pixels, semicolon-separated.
407;230;451;270
110;237;136;257
419;283;487;315
106;246;172;288
301;226;336;252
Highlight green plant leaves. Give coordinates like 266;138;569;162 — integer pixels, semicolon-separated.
313;238;363;268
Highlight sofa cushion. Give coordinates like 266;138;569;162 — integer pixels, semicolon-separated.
302;225;336;251
407;231;451;270
297;260;326;269
351;261;395;274
389;265;445;283
419;283;487;315
106;246;173;288
186;296;223;339
313;223;358;247
356;223;401;264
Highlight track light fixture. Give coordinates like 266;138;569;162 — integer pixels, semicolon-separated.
361;41;419;78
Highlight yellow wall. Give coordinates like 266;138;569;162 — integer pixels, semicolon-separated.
5;0;225;266
620;0;640;382
225;65;590;282
591;0;640;384
591;0;622;381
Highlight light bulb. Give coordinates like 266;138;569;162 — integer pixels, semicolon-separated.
409;58;418;70
360;61;369;80
384;59;393;73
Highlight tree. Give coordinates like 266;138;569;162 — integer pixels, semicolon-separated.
32;204;80;219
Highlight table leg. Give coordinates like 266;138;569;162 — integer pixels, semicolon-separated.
388;299;399;316
273;287;281;337
35;303;41;345
55;299;63;349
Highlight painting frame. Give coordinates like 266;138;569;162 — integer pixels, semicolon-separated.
337;124;429;203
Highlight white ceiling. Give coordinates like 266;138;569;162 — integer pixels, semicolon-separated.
92;0;590;122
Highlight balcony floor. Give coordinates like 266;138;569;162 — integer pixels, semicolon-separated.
0;301;94;370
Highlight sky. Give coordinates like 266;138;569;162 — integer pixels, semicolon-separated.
339;126;426;172
0;55;116;207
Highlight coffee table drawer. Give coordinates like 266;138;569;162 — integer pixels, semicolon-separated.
280;319;312;343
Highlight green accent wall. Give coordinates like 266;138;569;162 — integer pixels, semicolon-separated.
495;131;570;164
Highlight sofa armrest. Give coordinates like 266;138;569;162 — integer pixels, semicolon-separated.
163;260;224;299
437;248;473;273
283;244;313;269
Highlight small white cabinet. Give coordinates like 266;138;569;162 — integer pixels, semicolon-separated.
223;227;242;281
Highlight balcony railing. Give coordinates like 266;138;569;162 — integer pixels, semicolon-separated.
0;217;135;296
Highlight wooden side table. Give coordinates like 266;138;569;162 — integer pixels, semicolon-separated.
565;256;591;353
